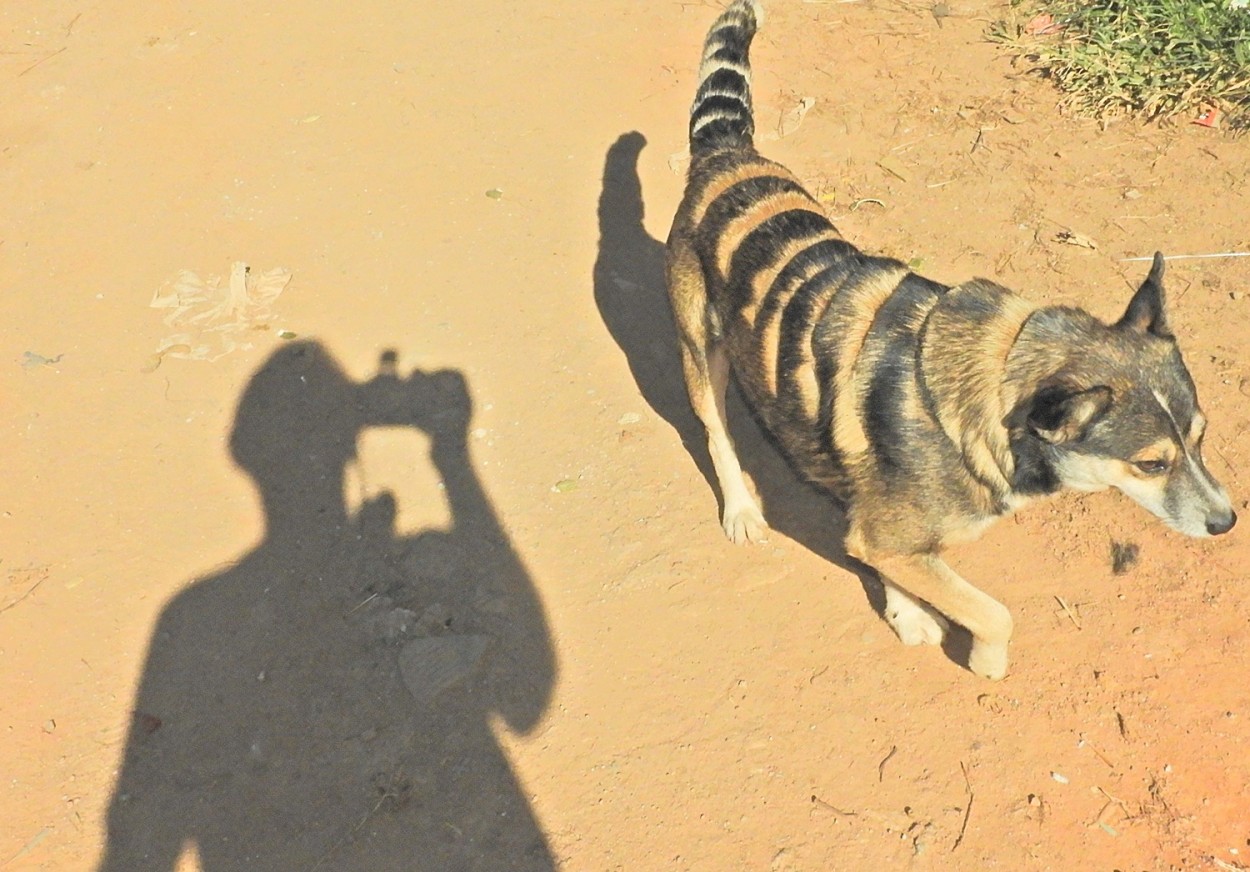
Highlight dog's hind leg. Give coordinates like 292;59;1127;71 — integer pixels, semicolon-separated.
668;246;767;544
882;581;949;646
703;344;768;543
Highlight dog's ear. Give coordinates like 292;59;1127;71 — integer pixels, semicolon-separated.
1028;384;1113;444
1117;251;1171;338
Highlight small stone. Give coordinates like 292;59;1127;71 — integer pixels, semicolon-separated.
617;412;641;426
1051;771;1069;784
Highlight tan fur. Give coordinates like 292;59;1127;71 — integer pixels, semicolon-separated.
828;266;908;459
715;190;820;276
921;282;1035;499
690;160;798;227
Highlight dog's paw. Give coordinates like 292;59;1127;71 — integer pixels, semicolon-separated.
722;500;767;544
968;639;1009;681
885;599;948;646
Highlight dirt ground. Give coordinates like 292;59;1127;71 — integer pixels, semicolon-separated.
3;0;1249;869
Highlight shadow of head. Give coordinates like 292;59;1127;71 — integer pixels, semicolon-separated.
228;341;360;505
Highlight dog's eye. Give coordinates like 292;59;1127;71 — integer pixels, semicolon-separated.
1133;459;1169;475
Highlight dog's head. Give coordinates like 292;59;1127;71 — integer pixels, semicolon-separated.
1023;253;1236;538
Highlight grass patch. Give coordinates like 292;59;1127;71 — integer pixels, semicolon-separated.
992;1;1250;128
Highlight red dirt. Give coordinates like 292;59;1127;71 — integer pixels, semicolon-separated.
3;1;1248;870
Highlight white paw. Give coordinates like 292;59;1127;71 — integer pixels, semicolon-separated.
721;500;768;544
885;599;949;646
968;639;1009;681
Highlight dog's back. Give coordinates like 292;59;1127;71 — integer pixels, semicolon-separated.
668;2;1033;537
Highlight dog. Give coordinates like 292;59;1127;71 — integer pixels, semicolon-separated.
665;0;1236;679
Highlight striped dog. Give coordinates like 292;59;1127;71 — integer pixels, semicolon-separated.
666;0;1235;678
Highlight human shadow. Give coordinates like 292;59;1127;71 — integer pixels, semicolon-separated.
99;342;556;871
593;131;884;614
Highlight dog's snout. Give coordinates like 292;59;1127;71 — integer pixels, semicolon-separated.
1206;510;1237;536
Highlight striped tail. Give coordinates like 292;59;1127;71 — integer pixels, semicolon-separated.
689;0;763;157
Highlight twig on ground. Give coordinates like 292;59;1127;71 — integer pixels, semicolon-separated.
18;47;66;77
0;574;47;616
811;794;857;817
878;745;897;782
953;762;973;851
1055;596;1082;630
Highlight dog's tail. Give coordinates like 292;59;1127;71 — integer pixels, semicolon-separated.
688;0;763;157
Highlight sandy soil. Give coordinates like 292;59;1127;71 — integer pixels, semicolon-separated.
3;1;1249;869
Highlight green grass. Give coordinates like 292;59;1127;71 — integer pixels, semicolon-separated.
992;1;1250;128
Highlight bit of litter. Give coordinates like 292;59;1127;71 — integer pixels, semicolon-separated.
485;188;504;200
1120;252;1250;262
139;343;191;374
1056;229;1097;250
851;198;885;211
775;96;816;139
552;479;577;493
877;156;909;182
1211;859;1246;872
810;794;856;816
20;351;63;370
953;762;973;851
149;261;292;362
1055;595;1082;630
277;329;297;340
1051;771;1069;784
298;114;321;124
878;745;897;782
1024;13;1064;36
6;827;53;865
1194;106;1223;129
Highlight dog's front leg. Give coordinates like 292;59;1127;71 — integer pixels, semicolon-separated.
848;535;1013;679
882;554;1012;679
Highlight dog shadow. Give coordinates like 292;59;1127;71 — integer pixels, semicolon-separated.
98;342;557;871
592;132;990;671
592;131;888;618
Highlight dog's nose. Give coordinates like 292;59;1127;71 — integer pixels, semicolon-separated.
1207;510;1237;536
